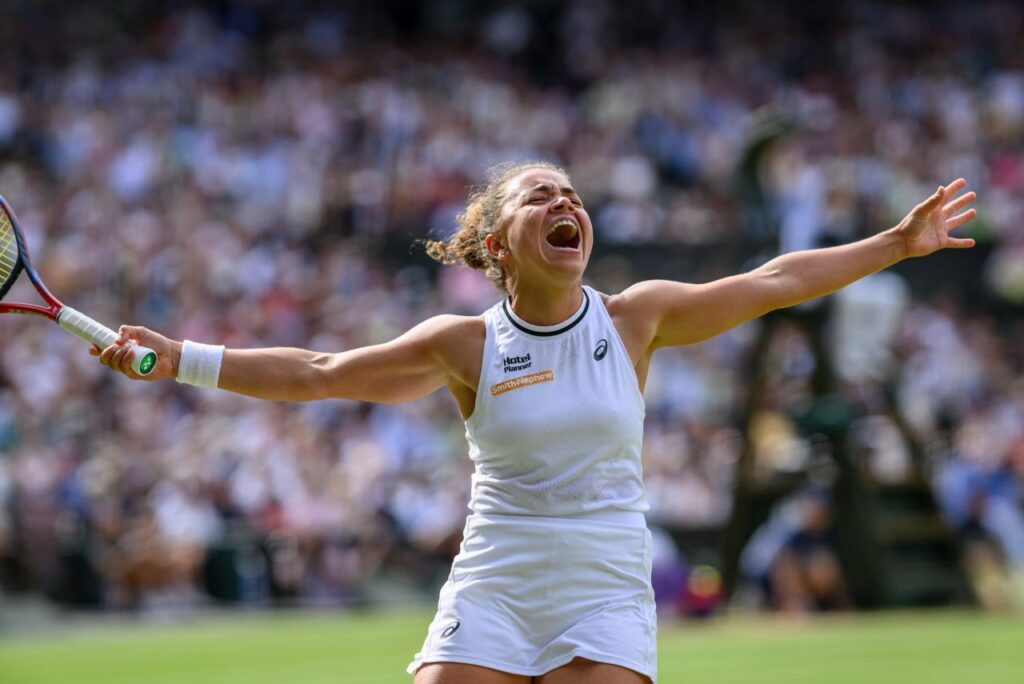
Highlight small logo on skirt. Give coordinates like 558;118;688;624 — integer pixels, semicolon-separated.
441;620;460;638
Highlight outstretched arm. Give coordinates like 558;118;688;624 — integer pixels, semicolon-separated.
618;179;977;349
93;314;478;403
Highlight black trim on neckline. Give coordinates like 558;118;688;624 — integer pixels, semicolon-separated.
502;290;590;337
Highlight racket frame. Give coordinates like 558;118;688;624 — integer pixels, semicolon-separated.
0;196;61;318
0;195;158;375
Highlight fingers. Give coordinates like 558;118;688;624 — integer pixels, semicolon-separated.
946;208;977;231
913;185;946;216
98;338;137;376
913;178;972;216
943;190;976;217
945;236;976;249
944;178;967;195
97;324;167;380
116;324;150;346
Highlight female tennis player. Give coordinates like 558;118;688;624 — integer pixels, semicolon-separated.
95;162;976;683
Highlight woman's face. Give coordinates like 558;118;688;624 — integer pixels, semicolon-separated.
491;167;593;291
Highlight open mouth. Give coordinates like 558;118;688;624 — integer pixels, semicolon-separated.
545;218;581;250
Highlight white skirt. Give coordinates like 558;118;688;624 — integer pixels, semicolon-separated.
407;510;657;681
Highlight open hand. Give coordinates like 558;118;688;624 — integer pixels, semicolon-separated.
894;178;977;258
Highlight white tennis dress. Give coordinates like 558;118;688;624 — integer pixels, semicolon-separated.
407;286;657;681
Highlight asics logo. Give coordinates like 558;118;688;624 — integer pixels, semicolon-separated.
594;338;608;361
441;621;460;638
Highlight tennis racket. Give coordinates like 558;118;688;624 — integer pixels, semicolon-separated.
0;195;157;375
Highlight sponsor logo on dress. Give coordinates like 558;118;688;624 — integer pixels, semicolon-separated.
502;353;532;373
490;369;554;396
594;338;608;361
441;620;460;638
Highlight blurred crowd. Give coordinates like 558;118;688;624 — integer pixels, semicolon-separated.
2;0;1024;613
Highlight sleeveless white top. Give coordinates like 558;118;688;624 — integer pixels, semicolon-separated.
465;286;648;516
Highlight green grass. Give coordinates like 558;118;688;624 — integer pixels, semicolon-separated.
1;609;1022;684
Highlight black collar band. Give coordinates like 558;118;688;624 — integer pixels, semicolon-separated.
502;290;590;337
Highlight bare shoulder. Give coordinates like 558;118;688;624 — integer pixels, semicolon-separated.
596;283;660;363
387;313;485;370
600;280;703;358
605;274;770;348
417;313;486;389
604;280;695;313
420;313;485;344
602;279;696;324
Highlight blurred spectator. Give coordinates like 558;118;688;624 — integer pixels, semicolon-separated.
934;411;1024;610
740;487;851;614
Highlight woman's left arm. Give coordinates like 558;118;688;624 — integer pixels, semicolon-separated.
618;179;977;349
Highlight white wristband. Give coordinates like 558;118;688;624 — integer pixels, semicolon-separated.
175;340;225;389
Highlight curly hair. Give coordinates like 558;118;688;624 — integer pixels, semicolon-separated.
424;160;569;292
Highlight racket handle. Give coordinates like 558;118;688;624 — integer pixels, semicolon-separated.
56;306;158;376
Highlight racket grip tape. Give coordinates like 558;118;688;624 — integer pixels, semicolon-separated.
56;306;158;376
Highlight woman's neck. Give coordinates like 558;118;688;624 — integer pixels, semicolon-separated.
506;282;585;326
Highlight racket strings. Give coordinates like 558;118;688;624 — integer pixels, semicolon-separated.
0;208;22;297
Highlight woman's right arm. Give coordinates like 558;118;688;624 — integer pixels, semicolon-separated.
95;314;479;404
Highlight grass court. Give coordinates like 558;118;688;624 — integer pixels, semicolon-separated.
1;609;1021;683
